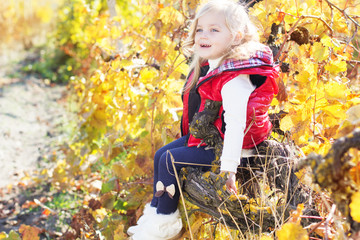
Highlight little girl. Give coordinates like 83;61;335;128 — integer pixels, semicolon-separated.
127;0;279;239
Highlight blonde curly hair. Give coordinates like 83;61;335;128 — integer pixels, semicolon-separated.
182;0;266;91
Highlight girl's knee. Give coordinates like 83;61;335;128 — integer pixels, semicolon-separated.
158;151;176;175
154;149;165;167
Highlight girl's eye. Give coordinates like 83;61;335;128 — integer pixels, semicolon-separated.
196;28;203;32
211;29;219;32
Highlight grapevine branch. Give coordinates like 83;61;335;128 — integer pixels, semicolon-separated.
345;25;358;53
273;0;360;62
179;139;314;231
297;128;360;234
274;15;333;61
324;0;360;28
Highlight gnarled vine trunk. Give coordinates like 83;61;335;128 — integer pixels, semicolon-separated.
179;139;312;232
179;128;360;236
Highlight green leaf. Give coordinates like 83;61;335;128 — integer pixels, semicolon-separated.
7;231;21;240
101;177;116;194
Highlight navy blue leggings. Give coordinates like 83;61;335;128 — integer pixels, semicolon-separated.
150;135;215;214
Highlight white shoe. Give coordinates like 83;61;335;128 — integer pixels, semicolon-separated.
127;203;157;236
130;209;183;240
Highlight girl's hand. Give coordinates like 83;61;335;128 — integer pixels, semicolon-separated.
221;171;237;194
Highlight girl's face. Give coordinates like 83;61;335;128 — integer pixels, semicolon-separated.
194;10;233;60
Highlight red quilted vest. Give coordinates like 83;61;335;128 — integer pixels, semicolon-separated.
181;49;279;149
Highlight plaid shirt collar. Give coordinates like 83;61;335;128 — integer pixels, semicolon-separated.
204;47;274;77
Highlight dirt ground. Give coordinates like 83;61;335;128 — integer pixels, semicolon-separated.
0;51;67;191
0;48;80;237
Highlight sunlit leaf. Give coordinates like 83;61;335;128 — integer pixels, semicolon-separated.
324;81;348;102
347;105;360;124
350;191;360;222
325;60;347;75
280;115;293;132
312;42;329;62
2;231;21;240
112;162;132;181
276;222;308;240
0;233;7;239
19;225;41;240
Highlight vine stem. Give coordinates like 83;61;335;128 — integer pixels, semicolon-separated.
169;151;194;240
324;0;360;27
150;97;157;157
274;16;303;61
274;15;334;61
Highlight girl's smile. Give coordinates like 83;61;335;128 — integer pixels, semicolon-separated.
195;10;233;60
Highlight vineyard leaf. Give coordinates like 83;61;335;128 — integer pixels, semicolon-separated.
114;224;128;240
280;115;293;132
35;5;53;23
112;162;132;181
100;193;116;210
101;178;116;194
312;42;329;62
347;105;360;124
290;203;305;223
260;235;273;240
350;162;360;186
19;225;41;240
324;81;348;102
276;222;308;240
350;191;360;222
325;60;347;75
159;6;184;26
0;231;21;240
321;35;333;47
323;104;346;119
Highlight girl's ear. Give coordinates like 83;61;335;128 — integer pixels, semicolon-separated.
233;32;242;45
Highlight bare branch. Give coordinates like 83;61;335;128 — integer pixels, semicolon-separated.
274;16;304;61
324;0;360;28
344;25;359;53
302;15;334;33
274;15;333;61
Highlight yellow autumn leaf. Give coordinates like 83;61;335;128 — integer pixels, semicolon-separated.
19;225;41;240
140;68;158;84
347;105;360;124
271;97;279;107
333;13;349;34
249;4;267;22
301;141;320;155
298;132;311;145
260;234;274;240
93;207;109;221
312;42;329;62
93;109;107;121
324;81;348;102
323;105;346;119
159;6;184;26
350;191;360;222
325;60;347;75
35;5;53;23
0;232;7;239
276;222;309;240
321;35;333;47
280;115;293;132
114;224;128;240
112;162;132;181
290;203;305;223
